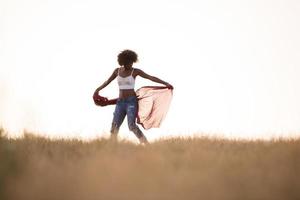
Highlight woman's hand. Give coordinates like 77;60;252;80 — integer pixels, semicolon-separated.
165;83;174;90
93;92;109;106
94;89;108;101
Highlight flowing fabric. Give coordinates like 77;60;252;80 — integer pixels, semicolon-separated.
136;86;173;129
93;86;173;130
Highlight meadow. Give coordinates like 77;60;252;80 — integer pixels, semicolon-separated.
1;128;300;200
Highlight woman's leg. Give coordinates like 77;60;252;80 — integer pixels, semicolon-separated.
110;101;126;140
126;97;148;144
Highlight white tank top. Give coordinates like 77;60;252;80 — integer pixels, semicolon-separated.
117;68;135;90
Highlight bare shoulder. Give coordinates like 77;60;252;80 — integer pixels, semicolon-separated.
132;68;140;77
133;68;143;74
133;68;152;79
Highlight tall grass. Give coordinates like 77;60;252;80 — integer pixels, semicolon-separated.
1;128;300;200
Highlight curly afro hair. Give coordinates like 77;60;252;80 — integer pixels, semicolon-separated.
117;49;138;66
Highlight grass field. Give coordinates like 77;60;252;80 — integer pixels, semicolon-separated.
1;128;300;200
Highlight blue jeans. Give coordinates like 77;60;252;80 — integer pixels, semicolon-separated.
110;96;144;139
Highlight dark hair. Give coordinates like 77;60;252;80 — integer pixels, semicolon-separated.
117;49;138;66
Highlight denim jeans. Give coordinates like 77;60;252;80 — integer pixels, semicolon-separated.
110;96;144;139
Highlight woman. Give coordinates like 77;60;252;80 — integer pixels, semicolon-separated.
94;49;173;144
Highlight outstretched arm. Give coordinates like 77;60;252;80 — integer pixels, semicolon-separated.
94;68;118;94
136;69;173;89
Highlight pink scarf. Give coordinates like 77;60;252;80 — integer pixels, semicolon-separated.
93;86;173;129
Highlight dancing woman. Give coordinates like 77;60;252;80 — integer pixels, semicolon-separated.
94;50;173;144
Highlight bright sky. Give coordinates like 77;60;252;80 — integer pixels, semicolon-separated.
1;0;300;141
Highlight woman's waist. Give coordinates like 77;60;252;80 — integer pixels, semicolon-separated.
118;89;137;100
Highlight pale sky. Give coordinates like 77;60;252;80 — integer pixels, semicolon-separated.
1;0;300;141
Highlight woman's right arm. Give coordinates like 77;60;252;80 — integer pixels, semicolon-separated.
94;68;118;94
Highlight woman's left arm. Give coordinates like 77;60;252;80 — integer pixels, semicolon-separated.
136;69;174;89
